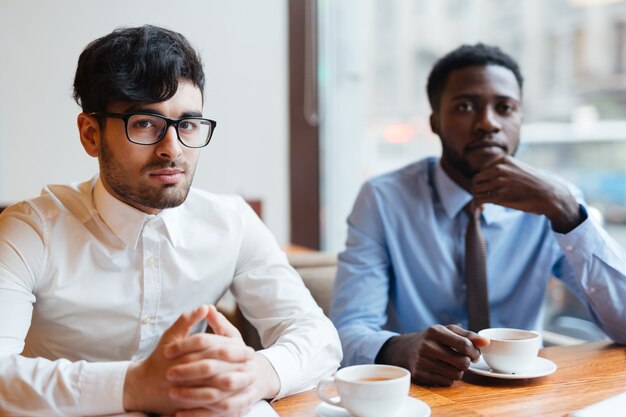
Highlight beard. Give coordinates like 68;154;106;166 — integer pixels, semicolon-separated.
441;141;477;179
440;136;519;179
99;136;195;210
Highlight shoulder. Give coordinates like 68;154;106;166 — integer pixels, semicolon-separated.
182;188;250;218
361;158;435;200
2;178;97;224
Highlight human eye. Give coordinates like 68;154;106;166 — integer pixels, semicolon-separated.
497;101;517;114
455;101;475;112
130;115;160;130
179;119;200;132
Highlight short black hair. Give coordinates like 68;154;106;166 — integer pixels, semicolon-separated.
426;43;523;110
73;25;205;113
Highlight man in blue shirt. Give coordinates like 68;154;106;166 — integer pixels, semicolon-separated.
330;43;626;386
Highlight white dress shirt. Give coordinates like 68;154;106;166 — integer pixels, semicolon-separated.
0;176;341;416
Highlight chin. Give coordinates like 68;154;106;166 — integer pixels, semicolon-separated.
468;153;504;172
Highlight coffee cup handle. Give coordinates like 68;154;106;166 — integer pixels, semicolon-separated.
316;376;342;407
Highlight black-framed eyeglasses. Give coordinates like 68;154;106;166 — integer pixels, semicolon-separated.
89;112;217;148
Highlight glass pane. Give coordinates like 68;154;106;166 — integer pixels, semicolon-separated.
319;0;626;253
128;114;165;143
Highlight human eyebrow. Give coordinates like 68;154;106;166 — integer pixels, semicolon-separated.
495;95;520;103
119;106;203;118
180;111;203;118
450;94;479;101
450;94;520;104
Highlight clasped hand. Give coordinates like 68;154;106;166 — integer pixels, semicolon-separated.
124;304;270;417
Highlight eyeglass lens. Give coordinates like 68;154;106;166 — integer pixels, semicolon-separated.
127;114;212;147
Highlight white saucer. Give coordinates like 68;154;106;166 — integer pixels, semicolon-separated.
467;356;557;379
315;396;430;417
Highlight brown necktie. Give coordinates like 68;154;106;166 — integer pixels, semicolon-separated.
465;203;490;332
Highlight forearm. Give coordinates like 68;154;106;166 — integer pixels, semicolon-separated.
257;316;342;399
556;218;626;343
0;355;128;417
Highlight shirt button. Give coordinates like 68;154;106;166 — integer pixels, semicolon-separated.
147;257;157;266
589;287;596;294
565;245;574;252
141;316;154;325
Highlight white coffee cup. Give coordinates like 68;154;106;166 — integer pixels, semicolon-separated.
477;327;542;374
316;364;411;417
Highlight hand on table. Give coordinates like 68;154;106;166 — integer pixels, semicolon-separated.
124;305;278;417
375;324;489;386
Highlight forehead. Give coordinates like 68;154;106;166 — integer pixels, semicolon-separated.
442;65;521;101
109;81;203;114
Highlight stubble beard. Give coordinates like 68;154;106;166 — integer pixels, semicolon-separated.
440;137;519;180
99;136;195;210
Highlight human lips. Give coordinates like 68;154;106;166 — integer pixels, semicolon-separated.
149;168;185;184
465;140;507;153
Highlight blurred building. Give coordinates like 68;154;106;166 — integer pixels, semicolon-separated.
319;0;626;251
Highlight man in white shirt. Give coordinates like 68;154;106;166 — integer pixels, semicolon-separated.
0;25;341;417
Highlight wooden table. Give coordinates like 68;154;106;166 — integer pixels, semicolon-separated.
272;341;626;416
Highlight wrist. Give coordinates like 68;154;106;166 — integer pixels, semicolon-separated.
123;360;144;411
375;335;399;365
251;353;280;400
549;200;584;234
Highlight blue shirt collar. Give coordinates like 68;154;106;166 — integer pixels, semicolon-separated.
433;160;502;225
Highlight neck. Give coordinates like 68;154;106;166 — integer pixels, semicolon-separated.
440;158;473;192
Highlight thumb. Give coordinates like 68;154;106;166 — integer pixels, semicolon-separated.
469;333;491;348
161;304;210;343
206;304;243;340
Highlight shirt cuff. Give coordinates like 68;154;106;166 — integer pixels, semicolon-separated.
346;330;398;366
256;345;294;400
554;205;600;261
79;360;130;415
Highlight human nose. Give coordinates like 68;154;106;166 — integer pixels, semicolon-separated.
155;125;183;160
474;106;501;133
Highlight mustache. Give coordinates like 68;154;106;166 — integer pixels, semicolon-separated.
141;159;189;174
465;136;508;152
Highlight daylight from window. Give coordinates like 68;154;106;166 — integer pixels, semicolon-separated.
319;0;626;252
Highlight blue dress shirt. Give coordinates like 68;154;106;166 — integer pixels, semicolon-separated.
330;157;626;367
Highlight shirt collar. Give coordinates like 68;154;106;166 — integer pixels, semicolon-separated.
93;177;181;248
433;160;502;225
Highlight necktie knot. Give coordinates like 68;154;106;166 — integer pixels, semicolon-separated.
465;202;482;220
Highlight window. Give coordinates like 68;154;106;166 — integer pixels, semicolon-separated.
319;0;626;252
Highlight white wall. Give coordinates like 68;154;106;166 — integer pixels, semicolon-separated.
0;0;290;244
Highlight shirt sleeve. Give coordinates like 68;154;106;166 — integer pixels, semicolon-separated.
0;203;128;416
329;183;399;367
553;204;626;344
230;199;342;399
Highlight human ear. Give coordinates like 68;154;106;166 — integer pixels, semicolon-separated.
429;112;441;136
77;113;101;157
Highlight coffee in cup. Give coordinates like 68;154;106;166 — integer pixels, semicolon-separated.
477;327;542;374
316;364;410;417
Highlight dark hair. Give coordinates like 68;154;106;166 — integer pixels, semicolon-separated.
73;25;205;113
426;43;523;110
